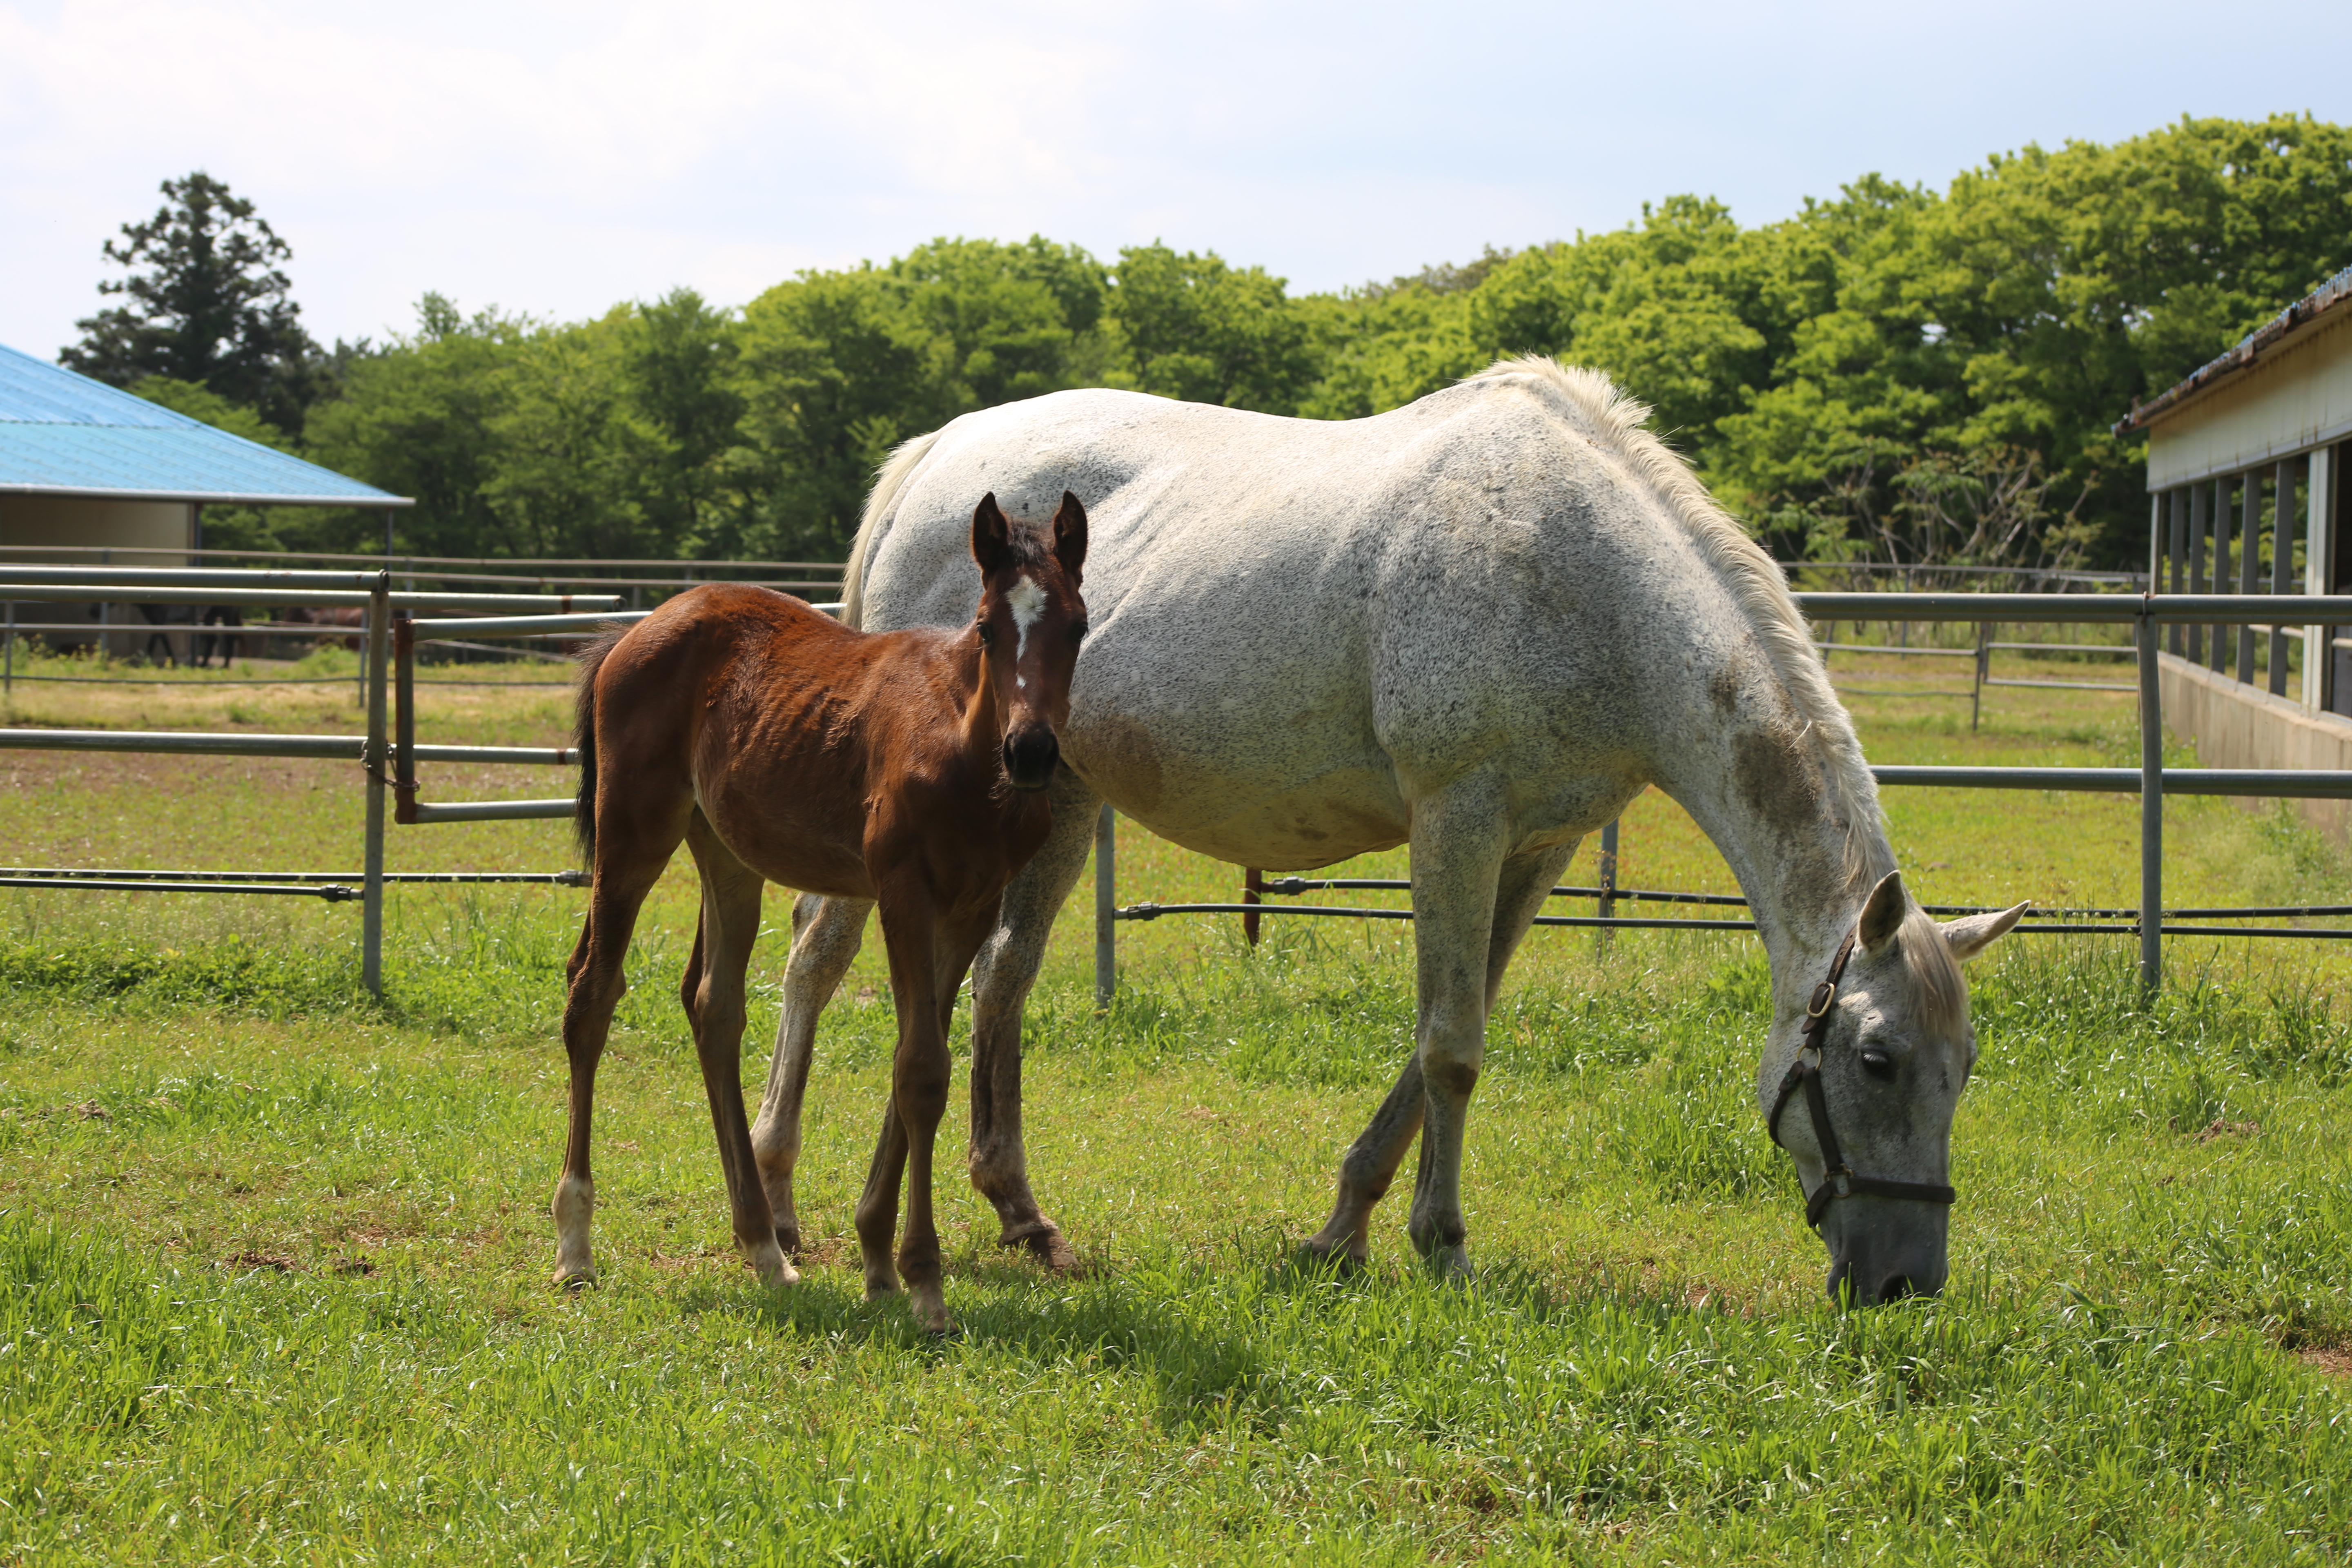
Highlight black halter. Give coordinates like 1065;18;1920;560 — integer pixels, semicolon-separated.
1766;929;1959;1229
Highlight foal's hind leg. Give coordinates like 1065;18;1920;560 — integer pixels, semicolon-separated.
554;808;687;1287
750;892;872;1256
966;775;1099;1267
682;816;794;1288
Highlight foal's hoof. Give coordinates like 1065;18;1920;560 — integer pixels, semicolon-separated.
1294;1236;1368;1274
748;1242;800;1290
774;1223;803;1261
551;1261;597;1291
1000;1220;1076;1273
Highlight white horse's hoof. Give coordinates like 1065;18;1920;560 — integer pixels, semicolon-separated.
552;1261;597;1290
1426;1245;1474;1283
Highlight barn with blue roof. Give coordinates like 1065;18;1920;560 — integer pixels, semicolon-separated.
0;342;409;567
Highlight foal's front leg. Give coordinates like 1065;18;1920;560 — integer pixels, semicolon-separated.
855;896;990;1332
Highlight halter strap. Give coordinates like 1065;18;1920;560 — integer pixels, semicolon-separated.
1768;928;1958;1229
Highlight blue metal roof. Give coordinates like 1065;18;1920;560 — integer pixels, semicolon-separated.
0;343;410;507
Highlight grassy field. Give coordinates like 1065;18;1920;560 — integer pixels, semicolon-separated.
3;641;2352;1563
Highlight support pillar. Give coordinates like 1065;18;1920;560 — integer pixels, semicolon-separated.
2137;608;2162;995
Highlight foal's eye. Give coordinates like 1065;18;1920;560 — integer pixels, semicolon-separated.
1068;621;1088;645
976;620;995;648
1859;1048;1896;1081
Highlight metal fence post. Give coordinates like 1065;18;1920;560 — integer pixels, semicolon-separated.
1094;804;1116;1008
3;599;12;695
1596;816;1619;956
2137;607;2162;994
363;572;390;998
1970;622;1988;731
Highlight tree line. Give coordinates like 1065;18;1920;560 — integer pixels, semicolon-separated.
65;116;2352;570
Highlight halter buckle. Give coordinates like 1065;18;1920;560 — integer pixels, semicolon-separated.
1806;980;1837;1019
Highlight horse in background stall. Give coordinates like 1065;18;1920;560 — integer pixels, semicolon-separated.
194;605;244;668
132;602;247;668
557;492;1087;1331
755;358;2029;1308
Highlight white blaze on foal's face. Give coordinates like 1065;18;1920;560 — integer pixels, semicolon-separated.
1007;575;1047;688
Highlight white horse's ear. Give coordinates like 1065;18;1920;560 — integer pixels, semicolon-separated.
1941;901;2029;962
1856;869;1906;953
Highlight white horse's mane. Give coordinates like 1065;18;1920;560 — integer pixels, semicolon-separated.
1466;358;1900;898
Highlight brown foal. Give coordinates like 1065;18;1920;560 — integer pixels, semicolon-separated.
555;492;1088;1330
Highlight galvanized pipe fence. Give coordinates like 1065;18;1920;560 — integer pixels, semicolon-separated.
0;566;848;996
1091;592;2352;1002
0;551;845;690
8;570;2352;1004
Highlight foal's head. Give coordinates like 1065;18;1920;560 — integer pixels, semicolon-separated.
969;490;1088;792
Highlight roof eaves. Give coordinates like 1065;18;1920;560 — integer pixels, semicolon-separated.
0;482;415;508
2115;262;2352;437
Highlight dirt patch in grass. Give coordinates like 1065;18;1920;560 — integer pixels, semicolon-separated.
2297;1345;2352;1377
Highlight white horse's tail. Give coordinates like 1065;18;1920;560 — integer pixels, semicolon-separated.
840;429;944;630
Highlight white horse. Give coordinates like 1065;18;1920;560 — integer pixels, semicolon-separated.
748;358;2026;1305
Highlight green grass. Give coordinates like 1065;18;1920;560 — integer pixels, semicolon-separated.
2;651;2352;1561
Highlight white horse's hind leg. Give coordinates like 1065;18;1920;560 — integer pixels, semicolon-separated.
967;775;1100;1267
750;892;872;1256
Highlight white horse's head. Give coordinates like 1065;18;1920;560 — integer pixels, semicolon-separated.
1765;870;2026;1305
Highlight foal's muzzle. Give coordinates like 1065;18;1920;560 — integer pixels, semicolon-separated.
1003;727;1060;791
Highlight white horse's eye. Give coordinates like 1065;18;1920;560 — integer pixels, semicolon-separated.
1860;1048;1895;1080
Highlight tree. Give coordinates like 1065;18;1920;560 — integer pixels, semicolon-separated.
1109;245;1317;413
62;172;321;431
304;295;530;556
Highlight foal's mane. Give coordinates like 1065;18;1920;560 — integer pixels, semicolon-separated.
1465;357;1898;907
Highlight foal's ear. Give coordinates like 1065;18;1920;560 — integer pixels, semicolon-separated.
970;492;1013;575
1856;869;1906;954
1051;490;1088;582
1941;901;2030;962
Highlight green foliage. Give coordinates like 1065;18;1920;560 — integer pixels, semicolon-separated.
102;116;2352;568
1109;243;1317;413
61;172;323;431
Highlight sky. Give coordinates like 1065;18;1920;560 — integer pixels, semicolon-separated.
3;0;2348;360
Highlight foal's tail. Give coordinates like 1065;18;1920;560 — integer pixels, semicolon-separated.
841;427;944;629
571;624;631;862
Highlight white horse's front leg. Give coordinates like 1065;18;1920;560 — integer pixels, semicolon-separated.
1308;773;1512;1274
750;892;871;1256
1400;836;1579;1232
1399;776;1513;1277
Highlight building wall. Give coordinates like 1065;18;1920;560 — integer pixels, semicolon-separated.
2160;651;2352;843
0;494;195;655
0;494;194;562
2144;310;2352;488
